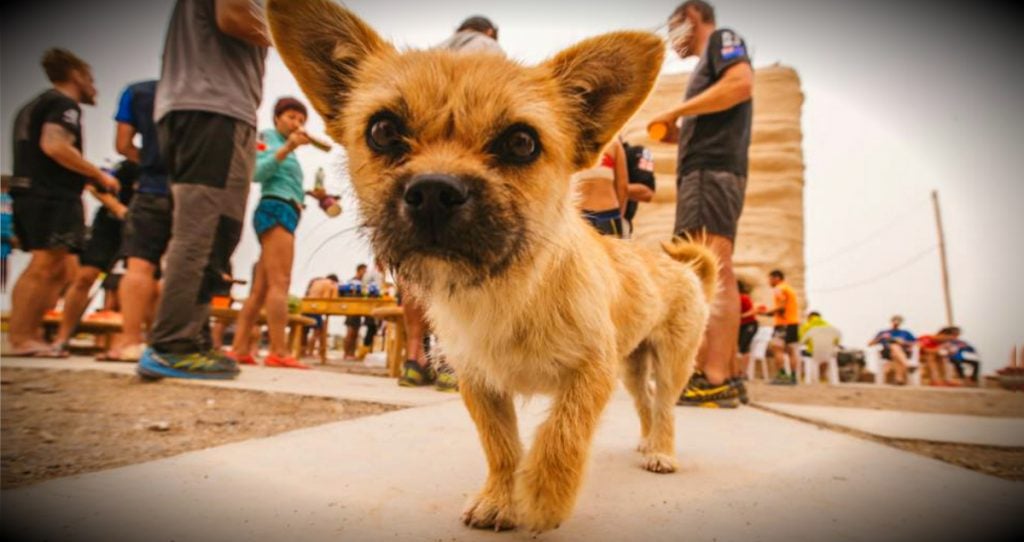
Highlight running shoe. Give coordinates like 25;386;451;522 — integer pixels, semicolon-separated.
677;371;740;408
731;377;750;404
137;347;240;380
264;353;310;369
435;362;459;393
398;360;435;387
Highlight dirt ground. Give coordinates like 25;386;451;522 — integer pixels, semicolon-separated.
747;381;1024;480
0;367;400;489
747;380;1024;417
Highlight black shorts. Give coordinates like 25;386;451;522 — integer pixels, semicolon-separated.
345;316;364;327
12;193;86;253
122;193;172;266
674;169;747;241
582;209;623;238
880;343;909;361
773;324;799;345
79;210;123;270
738;321;758;354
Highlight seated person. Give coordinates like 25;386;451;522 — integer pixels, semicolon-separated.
917;328;958;386
303;274;338;357
942;327;980;384
869;315;916;385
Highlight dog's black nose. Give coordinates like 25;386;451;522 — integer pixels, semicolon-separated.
403;174;469;222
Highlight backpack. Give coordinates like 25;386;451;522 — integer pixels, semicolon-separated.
621;141;656;221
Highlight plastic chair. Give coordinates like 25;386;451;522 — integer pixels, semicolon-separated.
746;326;775;381
870;343;921;385
801;326;841;384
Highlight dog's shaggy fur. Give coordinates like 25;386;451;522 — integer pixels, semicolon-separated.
267;0;718;533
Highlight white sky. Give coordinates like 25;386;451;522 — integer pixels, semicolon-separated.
2;0;1021;370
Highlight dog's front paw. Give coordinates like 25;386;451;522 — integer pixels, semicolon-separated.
462;489;516;531
641;452;679;474
514;469;572;534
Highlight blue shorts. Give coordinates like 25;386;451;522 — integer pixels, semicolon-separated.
253;197;300;236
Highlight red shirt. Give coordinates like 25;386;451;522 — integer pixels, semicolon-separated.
740;294;757;325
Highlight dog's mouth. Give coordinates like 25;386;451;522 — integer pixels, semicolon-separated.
366;173;528;287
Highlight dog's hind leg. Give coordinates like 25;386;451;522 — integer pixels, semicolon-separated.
643;325;700;473
460;377;522;531
514;359;616;533
622;341;655;453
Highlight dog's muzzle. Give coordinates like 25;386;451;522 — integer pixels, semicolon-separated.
403;173;470;232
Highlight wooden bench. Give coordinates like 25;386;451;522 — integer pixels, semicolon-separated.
209;307;317;359
370;306;405;377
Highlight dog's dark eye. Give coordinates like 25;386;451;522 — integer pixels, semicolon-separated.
366;112;408;157
492;124;541;165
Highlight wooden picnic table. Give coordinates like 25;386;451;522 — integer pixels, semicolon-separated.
209;306;317;359
299;296;402;372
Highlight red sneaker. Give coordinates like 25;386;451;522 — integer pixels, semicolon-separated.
227;351;258;365
265;353;310;370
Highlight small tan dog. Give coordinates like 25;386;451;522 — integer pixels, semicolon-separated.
267;0;717;533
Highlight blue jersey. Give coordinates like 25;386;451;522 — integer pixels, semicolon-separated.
115;80;167;195
873;328;916;346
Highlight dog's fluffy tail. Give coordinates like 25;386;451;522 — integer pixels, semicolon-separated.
660;236;719;302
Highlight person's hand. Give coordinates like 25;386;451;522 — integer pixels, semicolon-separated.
287;128;311;150
111;202;128;221
309;186;327;200
647;109;681;142
96;170;121;193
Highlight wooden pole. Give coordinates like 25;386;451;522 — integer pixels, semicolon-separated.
931;190;954;326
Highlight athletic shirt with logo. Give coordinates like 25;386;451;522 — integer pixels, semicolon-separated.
155;0;267;128
677;28;752;177
12;89;86;199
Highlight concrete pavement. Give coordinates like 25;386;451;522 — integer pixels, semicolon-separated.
760;402;1024;447
2;360;1022;541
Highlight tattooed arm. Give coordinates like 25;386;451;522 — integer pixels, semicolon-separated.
40;123;120;193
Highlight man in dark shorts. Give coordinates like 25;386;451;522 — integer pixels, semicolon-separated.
137;0;268;380
649;1;754;407
106;79;170;362
7;48;120;356
50;161;136;354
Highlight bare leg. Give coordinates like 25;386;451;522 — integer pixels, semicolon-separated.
53;265;101;346
232;259;268;356
694;235;739;386
114;258;157;349
402;292;427;366
9;249;71;350
259;226;295;357
891;345;911;384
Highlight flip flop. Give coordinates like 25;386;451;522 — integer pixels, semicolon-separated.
5;343;52;357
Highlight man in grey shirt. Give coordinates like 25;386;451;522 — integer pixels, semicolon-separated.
647;0;754;407
138;0;268;380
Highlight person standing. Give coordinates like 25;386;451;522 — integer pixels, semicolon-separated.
649;1;754;407
50;161;134;356
7;48;120;356
762;269;801;384
105;79;171;361
137;0;269;380
229;97;312;369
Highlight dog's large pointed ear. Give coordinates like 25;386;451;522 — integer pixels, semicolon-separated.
266;0;393;124
543;32;664;169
